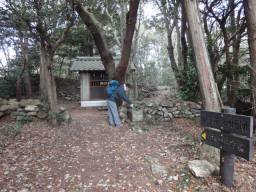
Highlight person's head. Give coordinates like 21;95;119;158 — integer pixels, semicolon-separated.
125;83;133;92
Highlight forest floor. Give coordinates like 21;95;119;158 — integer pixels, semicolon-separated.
0;87;256;192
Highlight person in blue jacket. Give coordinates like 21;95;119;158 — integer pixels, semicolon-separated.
107;83;133;127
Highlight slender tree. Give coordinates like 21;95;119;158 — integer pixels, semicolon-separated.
243;0;256;128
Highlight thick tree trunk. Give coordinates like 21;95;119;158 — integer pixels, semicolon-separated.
115;0;140;83
183;0;220;165
182;0;220;111
244;0;256;128
73;3;116;80
73;0;140;83
23;31;32;97
40;42;57;114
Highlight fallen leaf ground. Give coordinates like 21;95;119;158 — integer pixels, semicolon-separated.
0;102;256;192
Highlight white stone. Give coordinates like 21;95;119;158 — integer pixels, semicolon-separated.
25;105;39;112
188;160;215;177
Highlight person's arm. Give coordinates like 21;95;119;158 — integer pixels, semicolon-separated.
120;87;132;104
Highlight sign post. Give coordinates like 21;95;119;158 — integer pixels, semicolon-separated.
200;108;254;188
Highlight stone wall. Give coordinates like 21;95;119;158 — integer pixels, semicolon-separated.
0;98;70;122
120;97;202;122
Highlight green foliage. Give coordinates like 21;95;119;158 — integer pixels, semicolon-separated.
2;122;22;138
178;68;200;102
40;94;50;113
18;115;33;123
48;111;65;124
191;116;200;124
0;78;16;99
185;134;201;146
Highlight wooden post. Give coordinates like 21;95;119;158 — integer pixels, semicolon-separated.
220;108;236;188
81;72;90;101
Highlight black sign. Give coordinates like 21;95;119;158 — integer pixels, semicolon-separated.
203;128;253;160
200;110;253;137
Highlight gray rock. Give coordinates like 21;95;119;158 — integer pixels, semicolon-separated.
25;105;39;112
128;109;143;122
157;111;163;116
27;112;37;116
119;106;128;120
152;110;157;115
0;105;11;112
188;101;201;109
9;103;19;111
145;155;159;163
8;98;17;104
164;118;170;121
58;106;66;112
11;111;26;120
188;160;216;177
16;115;33;121
0;98;8;106
151;163;168;175
62;111;71;122
17;108;24;112
145;102;154;107
168;113;173;118
162;107;168;114
37;111;48;119
64;97;72;101
20;99;41;107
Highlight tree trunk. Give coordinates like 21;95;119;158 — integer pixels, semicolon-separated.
73;3;116;80
159;0;181;86
244;0;256;128
73;0;140;83
221;25;233;107
115;0;140;83
181;6;188;72
175;11;182;69
182;0;220;111
16;64;24;101
40;42;57;114
23;30;32;97
16;34;27;100
183;0;220;165
40;44;47;95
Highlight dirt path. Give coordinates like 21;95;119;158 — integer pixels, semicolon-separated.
1;104;256;191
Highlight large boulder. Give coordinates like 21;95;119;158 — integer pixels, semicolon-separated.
0;105;11;112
